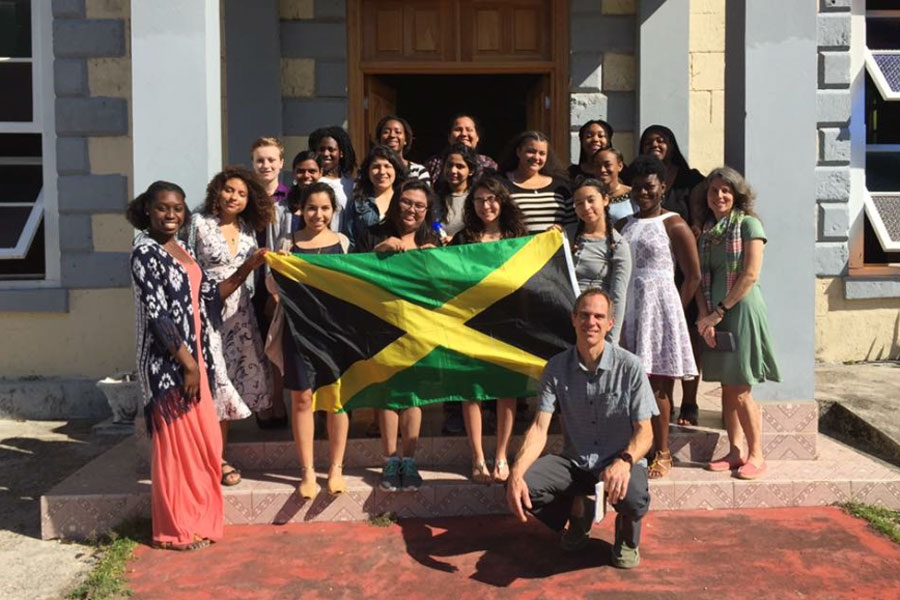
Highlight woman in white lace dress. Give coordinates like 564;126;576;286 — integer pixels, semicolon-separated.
618;155;700;480
188;166;275;485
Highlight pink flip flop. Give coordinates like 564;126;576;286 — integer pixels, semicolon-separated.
736;462;767;480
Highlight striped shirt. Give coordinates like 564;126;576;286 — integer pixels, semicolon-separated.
500;176;574;233
406;161;432;185
538;344;658;473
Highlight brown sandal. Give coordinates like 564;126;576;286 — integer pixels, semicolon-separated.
648;450;673;479
221;462;241;486
153;536;210;552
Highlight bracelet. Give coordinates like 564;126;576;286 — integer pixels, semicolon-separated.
716;301;729;314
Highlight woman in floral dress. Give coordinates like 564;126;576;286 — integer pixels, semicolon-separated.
188;166;274;485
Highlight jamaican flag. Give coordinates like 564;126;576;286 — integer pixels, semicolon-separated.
266;230;578;412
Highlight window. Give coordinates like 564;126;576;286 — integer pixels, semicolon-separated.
859;8;900;270
0;0;48;281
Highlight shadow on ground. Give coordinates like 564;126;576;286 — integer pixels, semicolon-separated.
0;419;122;539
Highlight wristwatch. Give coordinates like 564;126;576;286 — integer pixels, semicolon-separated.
618;451;634;466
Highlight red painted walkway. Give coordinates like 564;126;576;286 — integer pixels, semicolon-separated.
127;508;900;599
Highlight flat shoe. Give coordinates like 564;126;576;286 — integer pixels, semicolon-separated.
736;461;767;480
707;456;746;472
298;475;321;499
327;465;347;495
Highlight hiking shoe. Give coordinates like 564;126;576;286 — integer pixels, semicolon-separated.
560;497;592;552
380;457;401;492
612;543;641;569
400;457;423;491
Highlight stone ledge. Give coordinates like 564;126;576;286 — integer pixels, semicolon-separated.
0;288;69;313
53;19;126;58
0;377;108;419
58;174;127;213
843;277;900;299
56;97;128;136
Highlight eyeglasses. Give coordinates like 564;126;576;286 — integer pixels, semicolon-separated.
399;198;428;213
474;195;500;205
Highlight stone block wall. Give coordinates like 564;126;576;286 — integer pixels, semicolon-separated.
279;0;348;166
570;1;637;164
814;2;852;277
0;0;136;378
688;0;724;174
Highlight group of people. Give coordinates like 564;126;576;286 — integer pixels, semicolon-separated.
127;113;780;566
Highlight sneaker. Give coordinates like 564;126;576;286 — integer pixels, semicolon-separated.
380;456;401;492
559;497;592;552
611;542;641;569
400;457;423;491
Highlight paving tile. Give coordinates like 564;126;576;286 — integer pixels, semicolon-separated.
343;439;387;468
228;442;266;471
263;442;299;469
851;481;900;509
428;436;472;467
761;402;818;434
432;483;506;517
763;434;817;460
793;481;851;507
648;480;676;511
733;481;795;508
222;489;254;525
670;431;721;464
673;482;734;510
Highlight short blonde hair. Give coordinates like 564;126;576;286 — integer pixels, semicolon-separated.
250;136;284;159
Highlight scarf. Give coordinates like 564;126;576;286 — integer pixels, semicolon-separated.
699;210;745;312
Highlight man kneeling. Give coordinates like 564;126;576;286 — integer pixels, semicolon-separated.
506;288;658;569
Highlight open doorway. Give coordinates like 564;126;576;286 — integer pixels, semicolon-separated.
363;73;549;164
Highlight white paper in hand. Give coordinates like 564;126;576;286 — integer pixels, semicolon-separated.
593;480;606;523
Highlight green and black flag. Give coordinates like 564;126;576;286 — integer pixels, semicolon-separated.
266;230;578;412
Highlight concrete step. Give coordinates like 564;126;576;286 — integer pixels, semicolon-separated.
220;399;820;472
41;431;900;541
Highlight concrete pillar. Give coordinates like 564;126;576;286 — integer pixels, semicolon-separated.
223;0;282;166
724;1;818;401
638;0;691;155
131;0;222;206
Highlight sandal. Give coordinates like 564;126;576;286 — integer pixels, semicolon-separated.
297;468;320;499
677;403;699;426
492;459;509;483
153;536;210;552
221;462;241;486
648;450;673;479
471;460;491;484
327;464;347;496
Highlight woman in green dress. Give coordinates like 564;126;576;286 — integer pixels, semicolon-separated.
694;167;780;480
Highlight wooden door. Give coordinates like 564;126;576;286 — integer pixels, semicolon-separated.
526;74;550;135
364;76;398;151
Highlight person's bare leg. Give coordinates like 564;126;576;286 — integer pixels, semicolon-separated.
291;390;317;497
720;386;745;461
326;411;349;494
462;401;488;482
219;420;239;484
649;376;674;478
493;398;515;482
379;409;399;457
731;385;764;467
399;407;421;458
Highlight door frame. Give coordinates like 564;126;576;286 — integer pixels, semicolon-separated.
346;0;570;163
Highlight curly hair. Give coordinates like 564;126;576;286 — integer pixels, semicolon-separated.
375;114;414;156
125;180;188;232
698;166;759;224
577;119;614;165
202;166;274;232
457;176;527;243
572;177;617;250
308;126;357;177
352;145;407;203
497;130;566;178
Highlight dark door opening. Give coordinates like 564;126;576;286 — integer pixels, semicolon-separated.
364;73;547;166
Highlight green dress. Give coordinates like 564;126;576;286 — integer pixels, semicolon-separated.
702;217;781;385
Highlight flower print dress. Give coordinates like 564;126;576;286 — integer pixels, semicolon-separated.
189;213;272;419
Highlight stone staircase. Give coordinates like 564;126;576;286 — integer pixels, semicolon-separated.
41;395;900;541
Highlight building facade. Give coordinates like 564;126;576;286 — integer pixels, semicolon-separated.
0;0;895;416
